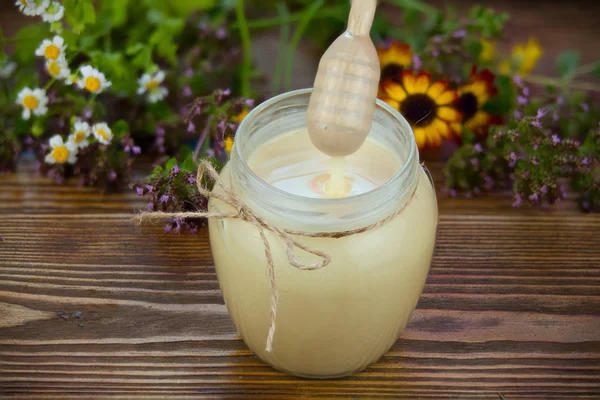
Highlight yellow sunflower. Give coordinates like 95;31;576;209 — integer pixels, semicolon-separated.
377;41;413;82
379;71;462;150
499;38;543;76
454;67;501;136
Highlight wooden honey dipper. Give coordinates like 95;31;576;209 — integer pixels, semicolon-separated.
307;0;380;157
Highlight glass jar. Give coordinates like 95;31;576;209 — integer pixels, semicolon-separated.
208;88;438;378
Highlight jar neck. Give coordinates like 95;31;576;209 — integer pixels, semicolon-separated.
229;89;419;233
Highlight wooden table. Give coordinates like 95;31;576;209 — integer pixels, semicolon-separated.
1;159;599;399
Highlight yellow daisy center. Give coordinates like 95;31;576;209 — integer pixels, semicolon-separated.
48;61;61;77
23;95;39;110
145;80;159;90
74;131;86;143
44;44;60;60
96;128;109;141
51;146;69;163
85;76;101;92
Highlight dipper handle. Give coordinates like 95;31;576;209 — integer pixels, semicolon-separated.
306;0;380;157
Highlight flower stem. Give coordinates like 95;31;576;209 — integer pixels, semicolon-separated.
194;115;213;160
523;75;600;92
235;0;252;98
284;0;324;91
232;6;345;29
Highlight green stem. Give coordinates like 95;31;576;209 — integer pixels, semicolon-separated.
235;0;252;97
231;6;345;30
284;0;324;91
574;61;600;77
272;2;290;94
523;75;600;92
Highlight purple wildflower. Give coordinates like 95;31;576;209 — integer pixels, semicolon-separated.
552;134;561;144
187;122;196;133
156;137;165;146
146;185;154;193
582;201;590;211
484;176;494;189
206;148;215;157
474;143;483;153
522;87;530;96
432;35;442;43
185;68;194;77
108;171;117;181
512;193;522;208
0;236;3;241
448;189;457;198
471;158;479;167
509;152;517;162
532;120;542;128
412;54;422;70
517;96;528;105
245;99;255;107
216;26;228;39
183;86;193;97
133;146;141;155
553;112;559;122
217;119;227;134
187;176;196;184
160;195;170;203
432;49;440;57
147;202;154;211
540;185;548;194
582;103;590;112
513;110;522;119
223;88;231;96
189;226;198;234
156;126;165;136
171;165;180;174
582;157;590;166
532;159;539;165
164;224;172;233
536;108;547;119
83;109;93;119
533;144;538;150
136;187;144;196
513;75;523;86
557;96;564;105
529;193;539;202
452;29;466;38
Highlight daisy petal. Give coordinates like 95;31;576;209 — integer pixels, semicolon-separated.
381;81;407;102
413;127;427;149
434;118;451;139
435;90;458;105
380;97;400;111
413;72;431;94
427;81;447;99
438;106;462;122
402;71;416;94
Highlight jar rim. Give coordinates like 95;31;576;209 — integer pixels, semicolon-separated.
233;88;418;207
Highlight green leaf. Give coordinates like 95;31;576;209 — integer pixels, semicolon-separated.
100;0;131;27
556;50;580;78
483;75;514;115
111;120;130;136
181;155;197;173
13;24;50;64
179;145;193;162
0;28;6;63
591;61;600;79
63;0;96;33
165;157;178;171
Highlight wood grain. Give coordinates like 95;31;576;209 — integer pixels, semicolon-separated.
1;158;599;399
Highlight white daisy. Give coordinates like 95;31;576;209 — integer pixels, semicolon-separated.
64;74;79;86
15;0;50;16
45;135;78;164
92;122;113;145
41;1;64;22
45;58;70;79
35;35;66;61
137;71;168;103
0;60;17;79
68;121;91;149
77;65;111;94
15;87;48;120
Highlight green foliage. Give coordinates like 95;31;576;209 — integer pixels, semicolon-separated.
63;0;96;33
556;50;580;78
13;24;50;64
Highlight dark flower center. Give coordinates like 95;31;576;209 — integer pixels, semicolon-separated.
400;94;437;126
456;92;478;122
381;64;404;82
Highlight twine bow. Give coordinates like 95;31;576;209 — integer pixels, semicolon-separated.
135;160;418;352
135;160;331;352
